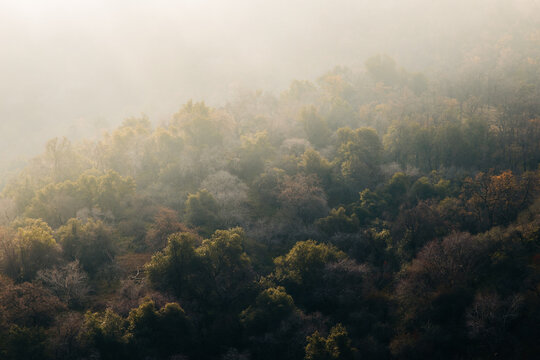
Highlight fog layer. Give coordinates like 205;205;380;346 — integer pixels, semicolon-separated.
0;0;538;164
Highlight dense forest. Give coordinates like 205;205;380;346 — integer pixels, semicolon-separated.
2;11;540;359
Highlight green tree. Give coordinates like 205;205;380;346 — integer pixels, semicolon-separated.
240;286;296;334
57;218;116;275
232;131;274;182
98;117;152;178
300;148;333;188
0;325;49;360
274;240;346;286
147;228;254;309
273;240;346;310
127;300;191;357
197;227;255;307
305;324;356;360
184;189;221;236
352;188;386;224
24;171;135;227
9;218;61;281
316;207;359;236
145;232;202;299
336;127;383;189
83;309;127;360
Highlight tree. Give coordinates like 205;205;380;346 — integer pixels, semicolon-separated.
315;259;371;317
201;171;250;227
249;168;285;217
392;232;490;358
383;172;410;209
95;170;136;221
0;198;16;226
24;171;135;227
336;127;383;190
145;207;191;251
172;100;224;149
9;218;61;281
465;292;523;356
232;131;274;182
145;232;202;299
47;312;86;360
273;240;346;310
147;228;255;307
274;240;346;286
0;325;49;360
127;300;191;357
240;286;296;334
316;207;359;236
391;200;450;261
462;170;538;230
352;189;386;224
83;309;127;360
0;275;65;329
36;261;89;308
0;226;18;279
43;137;85;183
57;218;116;275
305;324;356;360
184;189;221;237
278;174;329;223
147;228;255;356
197;227;255;307
299;148;333;188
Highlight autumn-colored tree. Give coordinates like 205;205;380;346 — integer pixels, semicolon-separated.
0;275;65;329
145;207;191;250
462;170;538;230
278;174;329;223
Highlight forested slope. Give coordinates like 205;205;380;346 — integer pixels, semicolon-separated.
1;31;540;359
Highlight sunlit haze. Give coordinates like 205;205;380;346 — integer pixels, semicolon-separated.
1;0;538;164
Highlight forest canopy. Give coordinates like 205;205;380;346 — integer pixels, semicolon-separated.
1;1;540;359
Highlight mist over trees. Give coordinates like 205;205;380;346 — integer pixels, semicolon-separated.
1;1;540;359
1;0;539;167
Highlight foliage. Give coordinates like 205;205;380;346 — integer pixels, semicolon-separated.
57;218;117;275
184;189;222;236
305;324;356;360
0;219;61;281
2;38;540;358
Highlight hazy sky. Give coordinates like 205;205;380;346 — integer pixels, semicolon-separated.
0;0;538;164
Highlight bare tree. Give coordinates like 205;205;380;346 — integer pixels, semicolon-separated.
37;261;89;308
466;291;523;352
